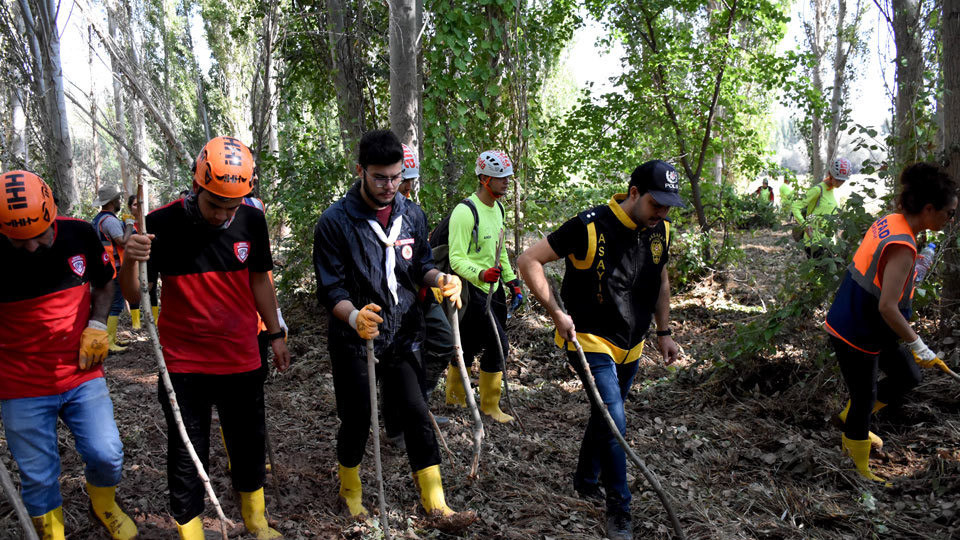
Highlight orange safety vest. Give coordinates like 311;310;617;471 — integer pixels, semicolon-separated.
92;211;124;271
825;213;917;353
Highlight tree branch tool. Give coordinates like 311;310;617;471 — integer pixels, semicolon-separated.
551;282;685;540
366;339;392;540
136;182;234;539
485;226;524;431
0;455;38;540
446;299;485;478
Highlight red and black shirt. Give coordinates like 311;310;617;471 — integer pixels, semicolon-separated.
0;218;115;399
146;199;273;374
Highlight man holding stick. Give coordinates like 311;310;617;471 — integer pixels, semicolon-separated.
0;171;137;540
312;130;472;526
120;136;289;539
517;160;683;540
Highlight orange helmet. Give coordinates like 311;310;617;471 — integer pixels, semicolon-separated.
192;136;256;198
0;170;57;239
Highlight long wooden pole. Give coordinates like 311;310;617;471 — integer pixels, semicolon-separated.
0;457;38;540
485;227;523;431
135;183;233;539
365;340;391;540
447;302;485;478
551;285;685;540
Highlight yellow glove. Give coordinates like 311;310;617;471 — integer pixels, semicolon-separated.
79;322;109;369
350;303;383;340
437;273;462;309
912;352;948;371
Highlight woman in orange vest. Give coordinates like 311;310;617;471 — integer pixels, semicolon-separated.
825;163;957;485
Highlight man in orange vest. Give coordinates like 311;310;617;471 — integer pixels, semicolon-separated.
92;184;136;351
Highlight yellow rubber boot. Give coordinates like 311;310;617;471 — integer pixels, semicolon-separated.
220;426;232;471
445;364;466;407
413;465;454;517
31;507;65;540
838;400;886;423
151;305;160;323
240;488;282;539
478;371;513;423
176;516;204;540
338;464;368;517
130;309;141;330
107;315;127;352
87;483;138;539
841;435;890;486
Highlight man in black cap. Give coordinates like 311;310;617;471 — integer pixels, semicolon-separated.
516;159;683;540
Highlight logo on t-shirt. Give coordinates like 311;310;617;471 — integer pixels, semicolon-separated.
69;254;86;277
234;241;250;263
101;252;110;265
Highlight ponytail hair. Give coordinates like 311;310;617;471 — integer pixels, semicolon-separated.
897;162;957;214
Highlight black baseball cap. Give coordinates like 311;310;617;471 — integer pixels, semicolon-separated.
630;160;686;208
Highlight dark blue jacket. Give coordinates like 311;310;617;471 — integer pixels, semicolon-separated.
313;181;435;357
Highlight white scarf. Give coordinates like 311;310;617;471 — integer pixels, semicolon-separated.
367;215;404;305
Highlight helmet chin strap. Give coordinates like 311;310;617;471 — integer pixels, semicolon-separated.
482;178;503;200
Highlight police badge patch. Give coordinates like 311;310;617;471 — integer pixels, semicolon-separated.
649;233;665;264
69;254;86;277
234;241;250;263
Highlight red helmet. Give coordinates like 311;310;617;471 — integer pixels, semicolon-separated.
192;136;256;198
0;170;57;239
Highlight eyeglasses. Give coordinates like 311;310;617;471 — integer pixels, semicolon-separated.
363;168;403;187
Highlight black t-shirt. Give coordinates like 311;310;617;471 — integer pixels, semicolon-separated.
146;199;273;374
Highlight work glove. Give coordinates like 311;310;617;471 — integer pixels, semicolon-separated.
121;213;136;226
349;303;383;340
507;279;524;311
276;307;288;339
438;273;463;310
480;266;502;283
907;336;941;367
79;321;109;369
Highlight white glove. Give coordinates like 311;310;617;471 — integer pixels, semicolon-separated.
907;337;936;363
276;307;288;336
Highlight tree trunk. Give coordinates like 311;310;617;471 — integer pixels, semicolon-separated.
181;0;210;141
88;25;102;194
120;0;147;196
827;0;856;167
20;0;78;213
807;0;826;183
327;0;365;160
941;0;960;333
6;88;27;168
892;0;923;168
108;7;131;194
389;0;420;153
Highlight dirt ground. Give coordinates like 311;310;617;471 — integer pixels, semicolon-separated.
2;229;960;539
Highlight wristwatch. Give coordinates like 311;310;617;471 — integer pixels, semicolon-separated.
266;330;286;342
656;329;672;337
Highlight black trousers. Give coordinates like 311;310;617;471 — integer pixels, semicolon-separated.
459;282;508;373
159;369;267;524
830;335;922;440
331;343;441;472
422;302;455;398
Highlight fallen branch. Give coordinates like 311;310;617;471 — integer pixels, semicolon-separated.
365;340;391;540
135;183;233;539
486;227;524;432
0;456;38;540
447;302;485;478
552;284;685;540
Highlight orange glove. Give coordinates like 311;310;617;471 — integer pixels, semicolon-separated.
437;273;463;309
79;322;109;369
350;304;383;340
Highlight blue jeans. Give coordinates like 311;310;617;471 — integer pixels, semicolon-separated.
568;351;639;514
1;377;124;516
109;276;125;316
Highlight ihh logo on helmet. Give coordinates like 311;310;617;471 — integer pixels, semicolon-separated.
234;241;250;263
4;172;28;210
69;255;86;277
3;216;38;229
665;170;679;191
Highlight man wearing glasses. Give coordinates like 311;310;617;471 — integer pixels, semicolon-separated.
313;130;473;526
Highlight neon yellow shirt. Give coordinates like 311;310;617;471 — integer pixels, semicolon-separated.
791;181;839;245
448;193;517;291
779;183;794;205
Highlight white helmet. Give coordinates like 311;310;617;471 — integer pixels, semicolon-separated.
401;144;419;180
830;157;852;181
475;150;514;178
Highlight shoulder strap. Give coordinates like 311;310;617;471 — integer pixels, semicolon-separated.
459;198;482;253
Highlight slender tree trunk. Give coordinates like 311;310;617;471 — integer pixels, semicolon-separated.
21;0;78;212
827;0;856;166
389;0;420;152
807;0;826;183
327;0;365;160
120;0;146;196
181;0;210;141
941;0;960;333
892;0;923;168
88;25;102;194
6;88;27;168
108;8;131;194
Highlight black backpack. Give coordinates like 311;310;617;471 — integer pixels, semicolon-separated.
429;198;504;274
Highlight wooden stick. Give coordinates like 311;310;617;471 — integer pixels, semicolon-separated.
447;302;485;478
135;183;234;539
365;340;391;540
552;285;685;540
485;227;524;432
429;412;455;465
0;456;38;540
